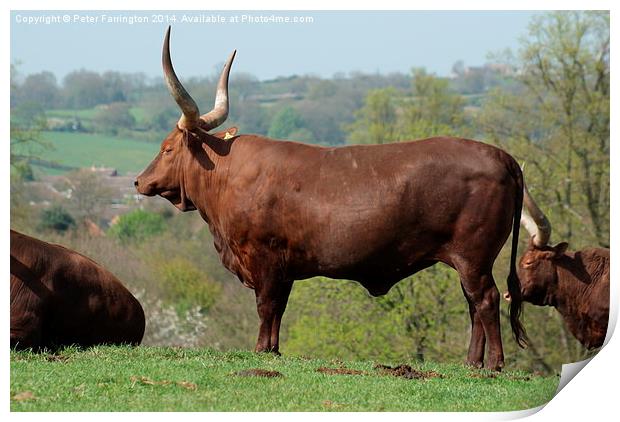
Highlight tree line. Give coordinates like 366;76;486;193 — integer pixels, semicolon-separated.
11;49;515;145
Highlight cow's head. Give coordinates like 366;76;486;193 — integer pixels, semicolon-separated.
134;26;236;211
504;184;561;305
507;240;569;306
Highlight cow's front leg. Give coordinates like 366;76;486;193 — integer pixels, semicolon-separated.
254;279;292;354
269;281;293;354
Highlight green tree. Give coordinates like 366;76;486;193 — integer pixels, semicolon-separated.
346;72;468;145
18;71;59;109
10;66;51;174
11;102;47;128
10;123;51;181
346;88;398;145
402;69;468;139
479;11;609;248
102;71;128;102
268;106;306;139
108;209;166;243
62;70;107;108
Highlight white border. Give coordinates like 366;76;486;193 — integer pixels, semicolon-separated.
4;1;616;421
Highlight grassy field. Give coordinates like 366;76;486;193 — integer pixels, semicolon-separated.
46;107;147;124
46;108;99;120
29;131;158;175
10;346;558;412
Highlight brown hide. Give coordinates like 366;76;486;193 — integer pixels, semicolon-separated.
10;230;145;350
517;242;610;349
136;129;525;370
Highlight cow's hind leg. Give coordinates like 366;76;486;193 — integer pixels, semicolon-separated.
459;270;504;371
254;279;292;354
461;283;486;368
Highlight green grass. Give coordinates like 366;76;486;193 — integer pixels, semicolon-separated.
46;108;99;120
11;346;558;412
29;131;158;175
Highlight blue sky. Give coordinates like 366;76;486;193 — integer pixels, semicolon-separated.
11;10;539;81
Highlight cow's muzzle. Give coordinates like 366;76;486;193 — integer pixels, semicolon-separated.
133;179;157;197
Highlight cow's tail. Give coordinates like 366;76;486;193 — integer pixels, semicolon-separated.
507;159;528;348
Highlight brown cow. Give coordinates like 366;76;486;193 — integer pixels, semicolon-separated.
134;27;528;370
10;230;145;350
504;186;610;349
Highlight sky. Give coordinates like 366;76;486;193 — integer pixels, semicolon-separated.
10;10;539;82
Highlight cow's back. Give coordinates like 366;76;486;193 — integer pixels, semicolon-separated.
10;230;145;349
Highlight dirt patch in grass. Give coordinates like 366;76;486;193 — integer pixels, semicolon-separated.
234;369;283;378
45;354;71;363
130;376;197;390
11;391;36;402
316;367;367;376
322;400;349;409
374;364;443;380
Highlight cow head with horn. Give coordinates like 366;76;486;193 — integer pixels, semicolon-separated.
504;184;569;305
134;26;236;211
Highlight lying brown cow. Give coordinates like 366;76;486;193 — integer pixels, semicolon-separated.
504;186;610;349
10;230;145;350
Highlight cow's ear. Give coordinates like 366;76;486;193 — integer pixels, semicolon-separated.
224;127;238;139
212;126;238;140
553;242;569;258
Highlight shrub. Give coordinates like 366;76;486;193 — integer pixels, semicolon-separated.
37;205;76;233
108;209;166;243
157;257;222;315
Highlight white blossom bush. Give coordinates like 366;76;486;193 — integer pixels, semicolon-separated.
134;291;209;348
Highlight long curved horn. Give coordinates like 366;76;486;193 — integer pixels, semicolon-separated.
199;50;236;131
521;183;551;247
162;26;200;130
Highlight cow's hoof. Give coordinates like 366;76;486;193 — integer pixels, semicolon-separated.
465;360;484;369
487;361;504;372
254;348;281;356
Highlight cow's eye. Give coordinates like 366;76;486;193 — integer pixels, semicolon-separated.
163;148;173;155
